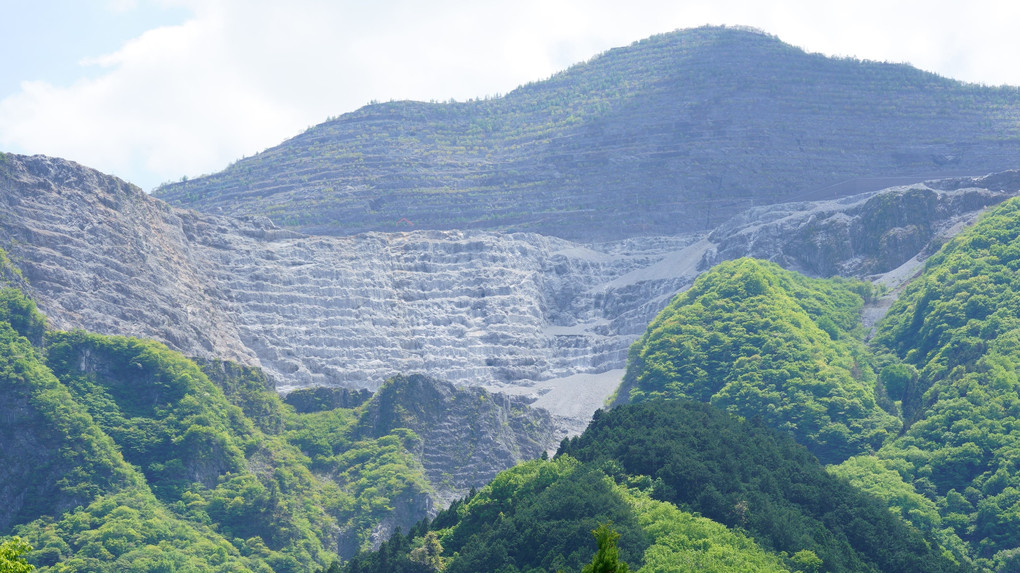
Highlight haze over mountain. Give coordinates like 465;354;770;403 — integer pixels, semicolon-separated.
156;26;1020;242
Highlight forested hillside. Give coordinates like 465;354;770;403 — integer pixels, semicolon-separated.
615;258;895;464
611;195;1020;570
338;401;959;573
0;287;553;571
861;195;1020;565
155;26;1020;241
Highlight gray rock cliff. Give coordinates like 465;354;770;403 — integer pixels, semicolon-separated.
355;374;556;507
2;153;1016;432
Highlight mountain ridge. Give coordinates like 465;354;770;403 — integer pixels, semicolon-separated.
156;25;1020;241
0;292;557;568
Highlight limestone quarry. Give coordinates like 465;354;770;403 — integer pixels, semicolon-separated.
3;153;1017;434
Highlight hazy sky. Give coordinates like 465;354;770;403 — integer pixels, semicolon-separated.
1;0;1018;190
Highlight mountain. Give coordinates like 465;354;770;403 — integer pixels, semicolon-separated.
154;26;1020;242
604;194;1020;569
4;162;1020;569
2;153;1015;438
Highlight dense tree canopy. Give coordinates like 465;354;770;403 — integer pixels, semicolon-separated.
618;258;896;464
341;453;794;573
867;196;1020;565
0;536;35;573
560;400;956;573
0;288;435;571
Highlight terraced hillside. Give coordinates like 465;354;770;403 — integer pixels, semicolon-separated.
156;26;1020;241
3;154;1017;435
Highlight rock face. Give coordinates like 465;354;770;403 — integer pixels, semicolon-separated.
0;388;80;532
0;154;255;365
2;154;1017;432
1;154;696;396
700;173;1020;278
356;374;556;507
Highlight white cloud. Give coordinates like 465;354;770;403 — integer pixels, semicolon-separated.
1;0;1018;190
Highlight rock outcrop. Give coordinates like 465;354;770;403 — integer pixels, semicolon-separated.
700;173;1020;278
355;374;556;507
2;153;1017;432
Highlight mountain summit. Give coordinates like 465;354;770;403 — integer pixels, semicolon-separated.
156;26;1020;241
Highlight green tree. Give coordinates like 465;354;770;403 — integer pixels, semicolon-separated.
878;363;916;402
0;537;34;573
582;522;629;573
790;549;822;573
409;531;444;571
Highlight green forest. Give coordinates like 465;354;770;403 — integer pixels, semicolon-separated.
615;257;894;464
9;194;1020;571
339;400;957;573
0;287;438;571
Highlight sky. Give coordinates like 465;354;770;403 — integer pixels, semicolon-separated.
1;0;1018;191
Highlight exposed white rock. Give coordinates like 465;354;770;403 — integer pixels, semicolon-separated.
2;154;1017;433
0;155;696;399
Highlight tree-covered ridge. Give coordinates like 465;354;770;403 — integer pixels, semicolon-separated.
864;195;1020;565
0;293;137;532
155;26;1020;242
0;290;269;571
560;401;957;573
0;288;447;571
340;455;794;573
617;258;896;464
340;399;959;573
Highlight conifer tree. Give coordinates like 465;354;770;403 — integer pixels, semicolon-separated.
581;522;629;573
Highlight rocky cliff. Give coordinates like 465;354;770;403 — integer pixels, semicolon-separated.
700;172;1020;278
1;153;1017;432
355;374;555;508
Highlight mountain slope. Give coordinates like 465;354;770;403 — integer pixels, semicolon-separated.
0;289;556;570
0;290;276;571
339;400;959;573
3;153;1014;432
865;195;1020;563
353;374;556;508
606;195;1020;569
155;26;1020;241
614;258;897;464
